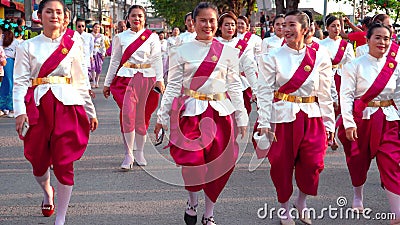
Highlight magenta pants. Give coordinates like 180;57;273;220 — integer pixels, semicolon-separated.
110;73;159;135
338;108;400;195
268;111;327;203
23;91;90;185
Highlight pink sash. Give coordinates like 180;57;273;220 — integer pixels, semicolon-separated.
387;41;399;60
281;39;286;46
25;29;75;126
115;29;152;75
167;38;225;150
276;46;317;95
235;39;248;58
310;41;320;51
242;32;252;43
332;39;347;65
353;56;397;116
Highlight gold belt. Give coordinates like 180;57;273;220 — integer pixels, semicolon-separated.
184;89;226;101
274;91;317;103
123;62;151;69
367;100;394;107
32;77;71;86
332;64;343;69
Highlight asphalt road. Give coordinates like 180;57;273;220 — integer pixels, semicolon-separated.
0;57;392;224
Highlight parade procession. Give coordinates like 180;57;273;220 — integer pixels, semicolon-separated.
1;0;400;224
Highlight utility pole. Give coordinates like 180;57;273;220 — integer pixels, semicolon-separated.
98;0;102;25
24;0;32;28
323;0;328;27
113;0;116;36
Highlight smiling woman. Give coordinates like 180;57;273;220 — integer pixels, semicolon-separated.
13;0;98;224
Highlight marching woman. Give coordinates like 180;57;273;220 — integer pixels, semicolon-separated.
261;14;285;55
257;10;334;225
90;23;106;88
215;11;258;115
339;23;400;224
13;0;98;224
103;5;164;169
237;15;262;57
319;15;355;150
154;2;248;225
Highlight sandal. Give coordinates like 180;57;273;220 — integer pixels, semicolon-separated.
184;201;198;225
201;215;216;225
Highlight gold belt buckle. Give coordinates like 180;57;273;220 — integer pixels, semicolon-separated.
41;77;50;84
294;96;302;103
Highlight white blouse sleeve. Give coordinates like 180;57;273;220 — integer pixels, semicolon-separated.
104;35;122;87
340;62;357;129
257;53;276;129
149;34;163;82
13;42;30;117
240;48;258;95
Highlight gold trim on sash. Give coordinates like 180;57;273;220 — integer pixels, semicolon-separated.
184;89;226;101
367;100;394;107
32;77;71;86
274;91;317;103
123;62;151;69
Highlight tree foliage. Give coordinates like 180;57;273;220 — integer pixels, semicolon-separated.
149;0;257;30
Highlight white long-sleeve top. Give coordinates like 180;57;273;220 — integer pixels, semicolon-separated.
237;32;262;57
340;54;400;129
261;35;284;55
319;37;355;76
4;39;20;59
257;45;335;132
13;33;96;119
157;39;248;127
78;31;94;68
167;36;180;47
160;39;168;59
216;36;258;95
178;31;196;44
104;29;163;87
92;33;106;56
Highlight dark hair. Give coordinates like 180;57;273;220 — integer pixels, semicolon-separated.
325;15;338;27
76;18;85;25
192;2;218;22
372;14;390;24
238;15;249;27
302;10;314;23
361;16;371;26
272;14;284;26
38;0;65;14
14;26;23;37
125;5;146;28
285;10;310;29
366;22;392;39
216;11;237;38
3;30;14;47
16;18;25;26
184;12;192;22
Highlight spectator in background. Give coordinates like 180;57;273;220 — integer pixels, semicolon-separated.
116;20;127;34
178;12;196;44
167;27;180;47
340;16;370;47
159;32;168;78
90;23;106;88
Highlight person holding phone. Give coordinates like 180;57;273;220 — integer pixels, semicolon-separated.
13;0;98;224
103;4;164;169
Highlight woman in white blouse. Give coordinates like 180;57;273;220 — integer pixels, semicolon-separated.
103;5;164;169
215;11;258;115
339;23;400;224
257;10;334;225
261;14;285;55
13;0;98;224
154;3;247;225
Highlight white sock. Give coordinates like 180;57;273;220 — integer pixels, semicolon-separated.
122;132;135;165
95;73;100;86
280;201;292;220
34;169;53;205
353;185;364;208
134;134;147;165
204;194;215;219
54;181;73;225
186;191;198;216
296;190;307;209
386;190;400;219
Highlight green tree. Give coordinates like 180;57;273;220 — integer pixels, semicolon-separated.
149;0;257;30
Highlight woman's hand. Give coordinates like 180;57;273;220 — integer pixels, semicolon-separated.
154;123;167;138
89;118;98;132
154;81;165;94
251;94;257;102
103;86;110;98
258;127;270;136
238;126;247;139
15;114;28;136
345;127;358;141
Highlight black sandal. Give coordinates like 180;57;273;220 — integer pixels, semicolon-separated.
184;201;198;225
201;215;216;225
